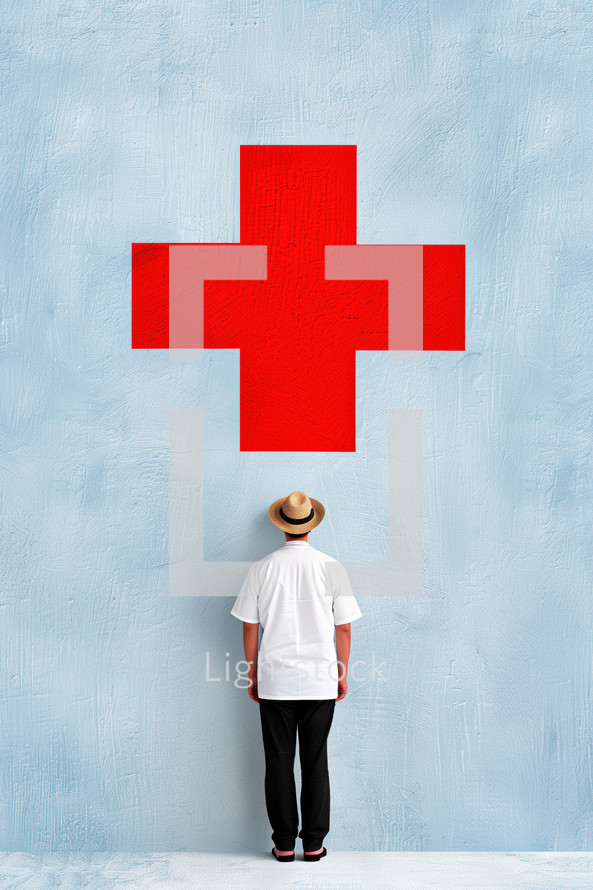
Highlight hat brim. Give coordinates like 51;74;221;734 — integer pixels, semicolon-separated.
268;496;325;534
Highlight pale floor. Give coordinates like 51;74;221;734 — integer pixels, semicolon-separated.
0;853;592;889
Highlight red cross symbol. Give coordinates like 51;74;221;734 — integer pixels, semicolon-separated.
132;145;464;451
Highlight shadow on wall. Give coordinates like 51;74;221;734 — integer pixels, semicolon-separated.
185;597;269;852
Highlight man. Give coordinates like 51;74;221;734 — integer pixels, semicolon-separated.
231;490;362;863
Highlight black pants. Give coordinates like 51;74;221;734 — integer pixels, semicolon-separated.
258;697;336;852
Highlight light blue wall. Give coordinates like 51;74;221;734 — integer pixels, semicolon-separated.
2;0;592;852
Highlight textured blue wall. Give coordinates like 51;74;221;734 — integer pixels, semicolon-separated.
2;0;592;852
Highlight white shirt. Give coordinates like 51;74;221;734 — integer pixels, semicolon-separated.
231;541;362;700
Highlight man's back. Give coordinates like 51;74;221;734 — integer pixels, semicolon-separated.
231;539;362;700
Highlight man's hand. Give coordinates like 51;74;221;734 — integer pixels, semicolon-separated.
336;677;347;702
248;672;259;703
335;623;351;702
242;622;260;703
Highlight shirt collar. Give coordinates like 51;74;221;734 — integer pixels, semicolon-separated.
284;541;310;546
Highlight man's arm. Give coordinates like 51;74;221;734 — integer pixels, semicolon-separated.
335;622;351;702
242;621;260;702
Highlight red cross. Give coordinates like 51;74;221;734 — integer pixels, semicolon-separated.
132;145;464;451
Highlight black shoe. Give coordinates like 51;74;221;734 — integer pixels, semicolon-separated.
303;846;327;861
272;847;295;862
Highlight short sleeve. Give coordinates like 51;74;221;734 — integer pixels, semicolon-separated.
330;561;362;626
231;562;260;624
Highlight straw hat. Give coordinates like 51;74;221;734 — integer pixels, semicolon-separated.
268;490;325;534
